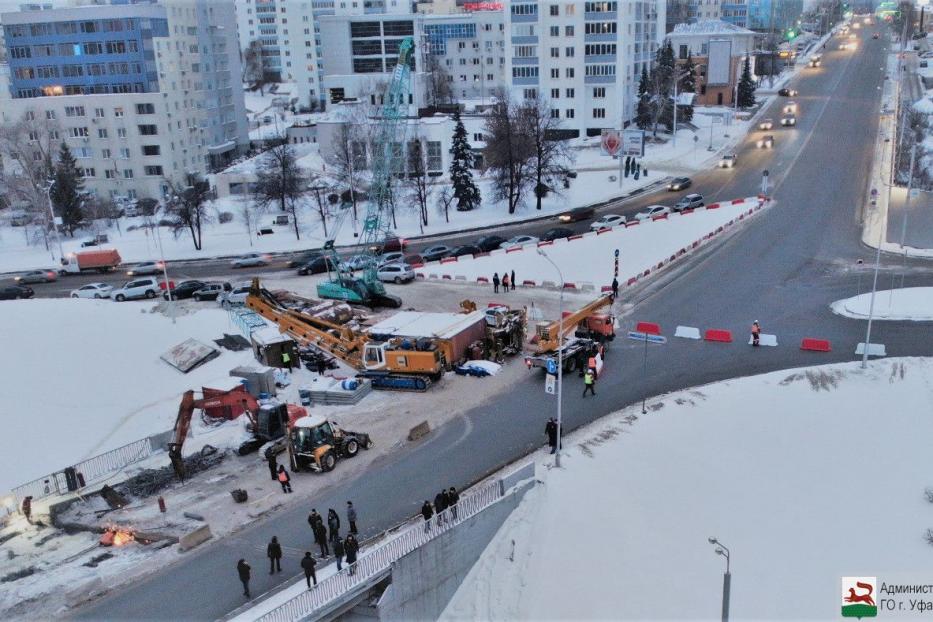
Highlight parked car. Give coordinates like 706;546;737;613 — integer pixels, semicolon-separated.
380;236;408;252
674;194;704;212
297;256;337;275
449;244;482;257
343;254;372;271
589;214;626;231
403;252;424;265
70;282;113;299
808;56;821;67
475;235;506;252
718;154;738;168
192;282;232;301
758;118;774;130
163;280;207;300
0;284;34;300
558;205;596;223
634;205;671;221
756;134;775;149
541;227;574;241
499;235;540;250
778;88;799;97
377;252;405;267
781;115;797;127
231;253;270;268
15;269;58;284
288;250;323;269
667;176;692;191
376;263;415;283
112;277;160;301
220;283;252;306
126;261;164;276
420;245;453;262
80;234;109;247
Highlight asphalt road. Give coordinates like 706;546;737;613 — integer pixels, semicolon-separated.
75;28;933;622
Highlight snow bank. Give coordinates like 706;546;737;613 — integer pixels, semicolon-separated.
0;299;254;494
418;198;762;287
831;287;933;321
443;358;933;620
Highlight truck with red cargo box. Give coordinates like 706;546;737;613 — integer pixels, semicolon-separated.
60;249;122;274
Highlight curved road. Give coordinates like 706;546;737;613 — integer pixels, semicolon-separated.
75;29;933;621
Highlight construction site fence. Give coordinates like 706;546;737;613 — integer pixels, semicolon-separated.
9;429;172;507
255;461;536;622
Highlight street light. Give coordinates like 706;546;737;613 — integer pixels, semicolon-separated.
537;247;564;468
708;537;731;622
44;179;65;263
672;69;694;148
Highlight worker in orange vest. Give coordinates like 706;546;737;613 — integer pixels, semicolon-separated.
751;321;761;347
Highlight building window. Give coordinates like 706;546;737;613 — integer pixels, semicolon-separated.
550;109;559;118
510;3;538;16
566;88;575;98
138;125;158;136
585;44;616;56
679;45;688;60
523;88;537;99
550;47;559;58
114;107;124;117
117;128;127;138
592;108;606;119
512;67;539;79
74;147;92;158
593;87;606;98
102;148;111;158
124;169;134;178
105;170;116;179
98;129;108;138
142;145;161;156
550;26;559;36
120;148;131;158
565;25;574;36
69;127;90;138
426;141;442;172
65;106;86;117
551;88;560;99
566;108;575;118
566;68;574;78
46;110;56;120
473;133;484;141
551;68;559;78
550;4;559;16
144;165;163;176
82;168;96;178
136;103;156;115
95;108;105;118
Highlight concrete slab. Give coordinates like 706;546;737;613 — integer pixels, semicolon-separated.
855;342;887;357
747;334;778;346
674;326;701;339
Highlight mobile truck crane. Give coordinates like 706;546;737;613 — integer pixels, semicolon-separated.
524;296;616;374
246;279;444;391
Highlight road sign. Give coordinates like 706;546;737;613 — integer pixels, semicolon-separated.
627;331;668;344
614;249;620;258
545;373;557;395
546;359;558;375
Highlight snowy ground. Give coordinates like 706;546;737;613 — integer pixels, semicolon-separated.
831;287;933;321
417;197;763;287
443;357;933;620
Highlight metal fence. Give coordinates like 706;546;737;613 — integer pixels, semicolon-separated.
256;463;534;622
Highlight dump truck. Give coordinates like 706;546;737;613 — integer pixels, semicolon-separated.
60;249;122;275
287;415;373;472
524;296;615;374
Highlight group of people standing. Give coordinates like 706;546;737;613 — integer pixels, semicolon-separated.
420;486;460;531
491;270;517;294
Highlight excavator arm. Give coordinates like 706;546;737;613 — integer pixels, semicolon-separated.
534;295;612;354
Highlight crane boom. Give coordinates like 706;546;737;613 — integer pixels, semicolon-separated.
534;295;613;354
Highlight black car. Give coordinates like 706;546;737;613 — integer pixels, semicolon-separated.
288;250;324;269
0;284;34;300
667;176;692;191
475;235;506;252
163;280;206;300
558;205;596;223
297;256;338;275
541;227;574;241
450;244;482;258
778;88;798;97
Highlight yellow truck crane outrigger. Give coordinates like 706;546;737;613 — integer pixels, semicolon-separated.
524;295;616;373
246;278;444;391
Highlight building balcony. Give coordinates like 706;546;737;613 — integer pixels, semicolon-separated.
510;35;538;45
584;54;617;64
512;57;538;66
584;33;617;43
511;14;539;24
584;11;617;21
584;75;616;84
512;76;539;86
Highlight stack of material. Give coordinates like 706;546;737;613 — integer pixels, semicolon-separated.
307;376;372;405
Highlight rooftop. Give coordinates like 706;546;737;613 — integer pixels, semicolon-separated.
670;20;756;37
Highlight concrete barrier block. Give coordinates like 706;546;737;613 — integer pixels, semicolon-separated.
454;275;466;281
178;524;212;552
674;326;701;340
541;280;557;288
408;421;431;441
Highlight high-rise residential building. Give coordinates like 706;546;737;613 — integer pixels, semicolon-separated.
720;1;748;27
666;0;722;32
503;1;666;138
0;1;249;201
747;0;803;32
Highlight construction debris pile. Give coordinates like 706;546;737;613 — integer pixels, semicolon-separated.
120;446;226;498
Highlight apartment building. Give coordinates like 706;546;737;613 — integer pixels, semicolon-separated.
666;1;722;32
0;1;248;201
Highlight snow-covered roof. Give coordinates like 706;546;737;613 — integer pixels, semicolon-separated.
251;326;294;346
367;311;486;339
671;20;756;37
913;97;933;115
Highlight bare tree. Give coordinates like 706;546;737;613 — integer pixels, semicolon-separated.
405;139;432;232
82;195;120;237
238;199;257;247
522;98;574;211
437;187;455;224
483;93;535;214
326;121;367;222
164;173;212;250
243;39;266;94
424;53;455;106
252;141;307;240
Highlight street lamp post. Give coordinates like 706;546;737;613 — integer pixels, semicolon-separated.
708;537;731;622
158;199;177;324
45;179;65;263
537;248;564;468
672;69;693;148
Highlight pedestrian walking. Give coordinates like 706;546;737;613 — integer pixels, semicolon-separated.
492;272;500;293
265;449;278;481
511;269;516;291
345;534;359;576
267;536;282;574
448;486;459;520
313;522;329;558
751;320;761;347
21;496;32;524
237;559;252;598
502;272;510;292
611;277;619;302
434;489;449;524
316;358;327;376
277;465;292;493
421;500;434;532
327;508;341;543
346;500;358;535
582;369;596;397
301;552;318;588
545;417;558;454
333;535;345;571
282;351;293;372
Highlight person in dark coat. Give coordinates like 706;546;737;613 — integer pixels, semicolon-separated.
265;450;278;481
511;269;516;291
434;490;448;524
448;486;459;520
267;536;282;574
316;358;327;376
492;272;500;293
344;534;359;576
237;559;251;597
346;500;358;534
611;277;619;302
308;509;323;533
421;500;433;532
327;508;340;543
333;535;345;571
313;522;329;558
545;418;558;454
22;496;33;524
276;465;292;493
300;552;318;588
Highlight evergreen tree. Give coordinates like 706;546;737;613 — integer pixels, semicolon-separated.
635;66;652;130
449;110;481;211
737;56;757;109
681;53;697;93
51;142;86;236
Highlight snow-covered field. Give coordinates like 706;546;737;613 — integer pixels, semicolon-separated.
443;358;933;620
0;298;254;494
832;287;933;321
418;198;763;287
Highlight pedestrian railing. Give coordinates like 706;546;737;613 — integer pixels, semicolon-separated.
255;462;534;622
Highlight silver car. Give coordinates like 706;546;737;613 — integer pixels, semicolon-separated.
231;253;270;268
376;263;415;283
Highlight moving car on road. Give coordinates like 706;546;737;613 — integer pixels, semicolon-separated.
420;245;452;262
781;115;797;127
499;235;540;249
70;282;113;299
541;227;574;241
112;277;160;301
126;261;164;276
1;284;35;300
15;269;58;284
163;280;207;300
377;252;404;266
449;244;482;258
718;154;737;168
756;134;775;149
589;214;626;230
758;118;774;130
634;205;671;221
808;55;822;67
288;250;323;269
297;256;337;275
872;33;879;39
778;88;798;97
376;263;415;284
558;206;596;222
674;194;704;212
783;101;798;114
231;253;270;268
667;176;692;191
